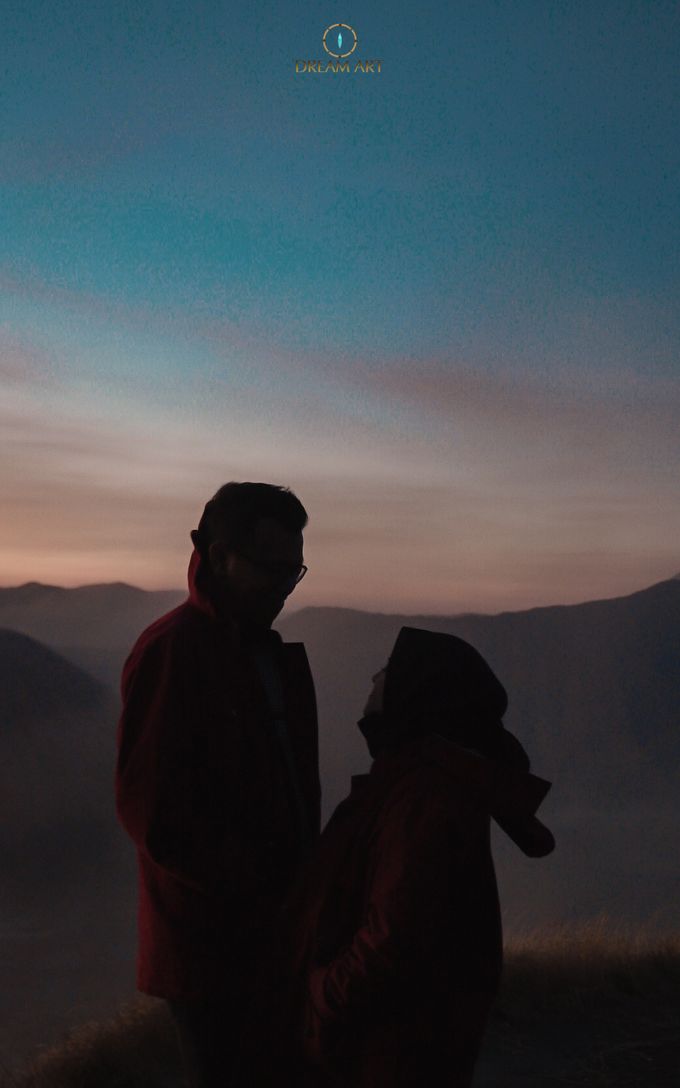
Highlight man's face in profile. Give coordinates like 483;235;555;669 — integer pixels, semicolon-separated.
208;516;305;630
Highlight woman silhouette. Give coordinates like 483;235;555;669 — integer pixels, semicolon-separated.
246;627;555;1087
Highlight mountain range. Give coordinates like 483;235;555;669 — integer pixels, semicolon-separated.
0;627;122;890
278;577;680;815
1;573;678;1066
0;581;185;686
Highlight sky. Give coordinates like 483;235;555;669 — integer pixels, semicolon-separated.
1;0;679;614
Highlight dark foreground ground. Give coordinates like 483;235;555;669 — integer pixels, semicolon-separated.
475;924;680;1087
3;923;679;1088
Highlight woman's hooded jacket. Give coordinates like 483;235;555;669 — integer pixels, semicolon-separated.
253;627;554;1088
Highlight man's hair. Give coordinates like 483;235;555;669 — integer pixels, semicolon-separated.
194;481;308;553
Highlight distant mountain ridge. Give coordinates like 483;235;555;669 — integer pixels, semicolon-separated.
0;568;678;1043
0;581;186;684
279;575;680;809
0;580;185;646
1;574;678;913
0;629;136;1069
1;572;677;685
0;627;111;723
0;629;124;891
276;575;680;931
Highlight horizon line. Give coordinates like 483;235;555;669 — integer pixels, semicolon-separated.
0;571;678;620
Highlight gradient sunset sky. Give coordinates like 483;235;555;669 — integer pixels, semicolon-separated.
2;1;678;613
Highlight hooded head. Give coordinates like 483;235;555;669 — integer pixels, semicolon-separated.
360;626;529;770
358;627;555;857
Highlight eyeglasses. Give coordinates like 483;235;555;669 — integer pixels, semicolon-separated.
233;550;308;587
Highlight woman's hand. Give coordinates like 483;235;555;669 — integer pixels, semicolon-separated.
303;966;358;1072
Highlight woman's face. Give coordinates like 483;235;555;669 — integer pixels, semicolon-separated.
363;667;387;715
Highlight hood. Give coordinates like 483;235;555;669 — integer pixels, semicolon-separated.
362;626;555;857
432;734;555;857
371;733;555;858
186;542;220;620
363;627;526;770
384;626;508;733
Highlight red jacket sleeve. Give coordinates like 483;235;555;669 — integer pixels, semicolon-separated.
308;776;469;1026
115;634;265;901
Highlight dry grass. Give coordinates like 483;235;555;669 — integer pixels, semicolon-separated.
479;917;680;1087
0;999;181;1088
3;919;680;1087
502;915;680;1010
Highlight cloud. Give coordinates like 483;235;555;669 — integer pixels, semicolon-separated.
0;265;348;390
335;354;680;491
1;375;677;608
0;327;62;387
2;273;678;610
0;128;156;185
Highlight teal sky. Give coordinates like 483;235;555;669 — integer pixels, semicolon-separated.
1;1;679;612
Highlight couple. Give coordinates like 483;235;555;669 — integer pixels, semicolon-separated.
115;481;554;1087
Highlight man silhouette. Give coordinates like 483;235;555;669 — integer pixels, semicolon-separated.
115;482;320;1087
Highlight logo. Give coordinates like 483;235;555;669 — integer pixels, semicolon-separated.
322;24;358;59
295;24;382;75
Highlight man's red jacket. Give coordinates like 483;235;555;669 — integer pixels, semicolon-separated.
115;547;320;999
